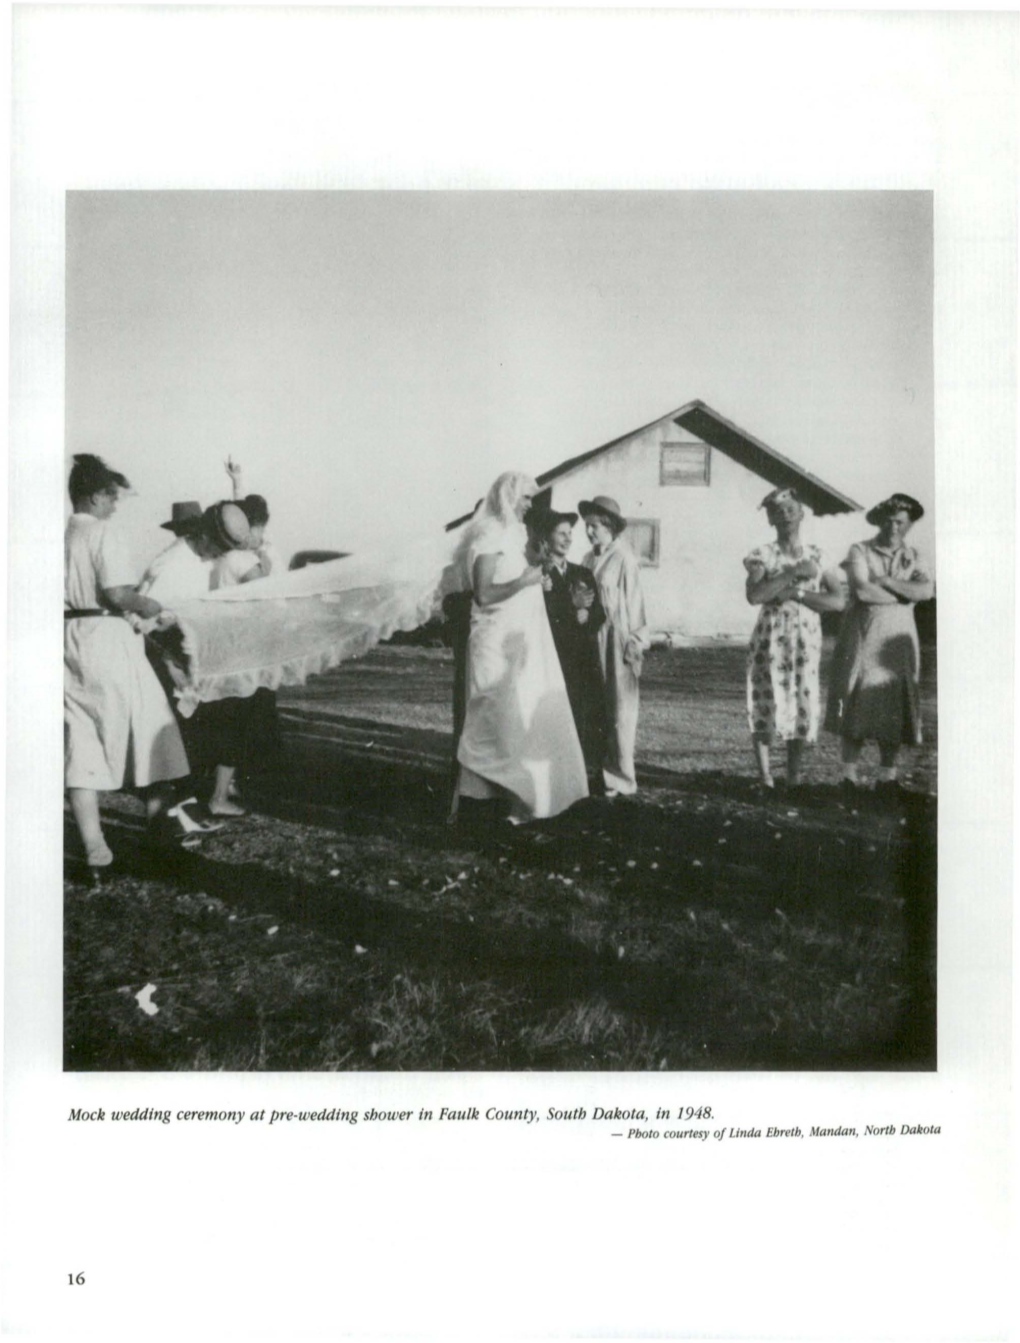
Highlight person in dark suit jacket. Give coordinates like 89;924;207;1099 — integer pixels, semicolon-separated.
530;507;607;787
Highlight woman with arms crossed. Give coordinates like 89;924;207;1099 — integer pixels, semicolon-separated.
825;493;932;794
744;487;845;790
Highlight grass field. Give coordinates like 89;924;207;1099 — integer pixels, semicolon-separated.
64;642;937;1072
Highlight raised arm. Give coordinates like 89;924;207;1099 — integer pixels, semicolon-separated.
225;455;244;500
472;552;543;606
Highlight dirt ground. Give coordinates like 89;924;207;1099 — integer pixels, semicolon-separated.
64;643;937;1072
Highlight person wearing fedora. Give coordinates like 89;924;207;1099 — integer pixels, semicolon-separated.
529;506;607;786
579;495;650;798
64;455;193;866
824;493;932;794
140;500;255;822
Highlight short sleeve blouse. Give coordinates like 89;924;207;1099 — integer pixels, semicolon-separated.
743;541;824;585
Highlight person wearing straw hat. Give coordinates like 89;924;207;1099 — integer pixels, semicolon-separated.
743;487;846;791
64;455;193;867
824;493;932;794
579;495;650;798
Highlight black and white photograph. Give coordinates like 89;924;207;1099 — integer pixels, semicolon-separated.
5;8;1014;1342
61;189;938;1074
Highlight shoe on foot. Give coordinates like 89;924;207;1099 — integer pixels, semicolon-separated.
85;840;114;868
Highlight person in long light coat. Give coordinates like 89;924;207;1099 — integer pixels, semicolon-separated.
452;471;588;824
64;454;191;867
580;496;650;797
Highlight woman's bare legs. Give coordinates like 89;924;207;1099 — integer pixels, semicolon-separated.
840;736;864;784
209;765;245;816
786;738;807;786
752;736;774;788
68;788;113;866
877;741;901;784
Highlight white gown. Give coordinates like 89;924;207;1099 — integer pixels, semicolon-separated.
457;531;588;822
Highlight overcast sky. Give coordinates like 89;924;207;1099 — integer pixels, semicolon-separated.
66;190;933;568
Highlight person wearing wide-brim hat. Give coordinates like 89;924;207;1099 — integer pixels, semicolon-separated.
743;487;847;791
824;492;933;794
578;495;650;797
160;500;204;536
140;500;255;820
529;505;607;783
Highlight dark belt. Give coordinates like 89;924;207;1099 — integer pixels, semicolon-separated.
64;609;111;620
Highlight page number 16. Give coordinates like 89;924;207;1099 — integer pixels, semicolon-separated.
67;1273;85;1286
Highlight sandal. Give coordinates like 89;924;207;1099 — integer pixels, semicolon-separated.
149;797;224;847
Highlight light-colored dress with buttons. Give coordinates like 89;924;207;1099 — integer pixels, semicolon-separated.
824;540;929;746
743;541;824;745
65;513;189;790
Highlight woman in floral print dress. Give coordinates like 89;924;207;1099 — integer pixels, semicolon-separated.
744;488;845;789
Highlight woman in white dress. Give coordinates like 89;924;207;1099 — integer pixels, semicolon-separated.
64;454;191;867
580;496;650;798
453;471;588;824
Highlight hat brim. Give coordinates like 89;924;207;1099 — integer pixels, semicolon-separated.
866;500;924;526
161;518;203;535
531;509;578;532
578;499;623;524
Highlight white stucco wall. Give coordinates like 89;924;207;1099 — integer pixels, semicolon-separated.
546;420;854;638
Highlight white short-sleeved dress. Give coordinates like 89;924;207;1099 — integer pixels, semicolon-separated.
457;526;588;822
743;541;824;745
64;513;189;790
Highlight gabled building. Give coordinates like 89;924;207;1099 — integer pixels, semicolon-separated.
454;399;861;638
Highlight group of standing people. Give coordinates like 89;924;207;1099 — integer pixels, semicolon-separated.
449;471;932;828
449;473;650;827
64;453;277;868
65;451;933;866
745;486;932;795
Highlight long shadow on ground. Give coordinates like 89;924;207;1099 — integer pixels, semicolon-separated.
69;703;935;1069
70;815;933;1071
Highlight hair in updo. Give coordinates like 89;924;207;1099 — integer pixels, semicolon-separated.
68;453;129;503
